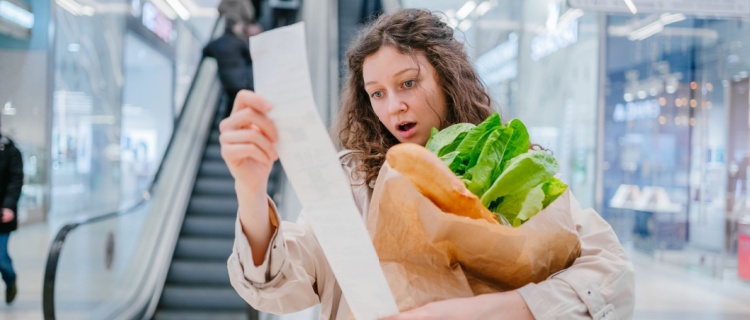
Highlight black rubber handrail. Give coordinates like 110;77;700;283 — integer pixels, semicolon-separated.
42;17;224;320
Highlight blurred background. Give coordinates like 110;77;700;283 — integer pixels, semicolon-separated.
1;0;749;319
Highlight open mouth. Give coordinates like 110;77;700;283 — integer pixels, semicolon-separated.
395;122;417;139
397;122;416;132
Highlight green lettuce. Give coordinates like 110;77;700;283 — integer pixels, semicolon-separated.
425;113;568;227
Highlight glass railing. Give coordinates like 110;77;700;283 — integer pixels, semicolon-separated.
42;18;226;320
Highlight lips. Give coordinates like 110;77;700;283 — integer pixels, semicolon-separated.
396;121;417;139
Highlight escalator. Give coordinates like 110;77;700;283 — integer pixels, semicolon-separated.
152;101;280;320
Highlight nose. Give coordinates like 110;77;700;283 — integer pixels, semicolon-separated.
386;94;407;114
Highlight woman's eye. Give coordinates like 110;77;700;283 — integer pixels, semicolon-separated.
404;80;415;88
371;91;383;99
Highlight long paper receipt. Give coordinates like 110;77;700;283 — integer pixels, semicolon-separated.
250;23;399;319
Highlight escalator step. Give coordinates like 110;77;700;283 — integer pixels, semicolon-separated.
173;237;234;260
158;285;247;310
209;130;220;143
181;215;235;238
199;160;232;178
194;177;236;196
204;145;222;160
154;310;248;320
187;195;238;216
166;260;231;286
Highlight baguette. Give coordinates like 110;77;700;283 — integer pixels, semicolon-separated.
386;143;498;224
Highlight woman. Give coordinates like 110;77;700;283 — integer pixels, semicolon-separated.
221;8;634;319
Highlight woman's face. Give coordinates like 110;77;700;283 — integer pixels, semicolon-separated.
363;46;448;146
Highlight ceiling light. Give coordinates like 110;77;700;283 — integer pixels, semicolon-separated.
456;1;476;20
475;1;494;17
628;21;663;41
628;13;687;41
164;0;189;20
623;0;637;14
0;0;34;28
56;0;95;16
660;13;685;25
557;9;584;27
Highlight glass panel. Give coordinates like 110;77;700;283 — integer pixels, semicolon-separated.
0;0;52;225
601;13;750;279
53;203;151;318
50;1;128;220
121;32;175;203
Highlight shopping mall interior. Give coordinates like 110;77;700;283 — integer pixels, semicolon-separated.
1;0;750;319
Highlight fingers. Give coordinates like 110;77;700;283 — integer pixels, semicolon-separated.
231;90;272;115
221;143;275;165
220;129;279;161
220;107;279;142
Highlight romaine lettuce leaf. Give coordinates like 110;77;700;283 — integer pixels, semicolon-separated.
464;126;513;196
480;150;559;207
541;176;568;208
446;113;501;175
493;184;545;227
425;123;475;156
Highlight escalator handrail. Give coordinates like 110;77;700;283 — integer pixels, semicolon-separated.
42;17;226;320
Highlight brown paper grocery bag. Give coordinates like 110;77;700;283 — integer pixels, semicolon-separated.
366;163;581;311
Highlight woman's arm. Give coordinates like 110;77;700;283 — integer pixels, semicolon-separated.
383;291;533;320
228;197;322;314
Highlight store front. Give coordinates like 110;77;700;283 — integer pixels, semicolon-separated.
602;12;750;279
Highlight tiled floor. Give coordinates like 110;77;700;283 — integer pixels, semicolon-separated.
0;223;749;320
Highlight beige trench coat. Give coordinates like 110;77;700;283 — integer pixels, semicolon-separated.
228;152;635;319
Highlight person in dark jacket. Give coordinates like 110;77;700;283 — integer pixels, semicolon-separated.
203;18;261;118
0;131;22;304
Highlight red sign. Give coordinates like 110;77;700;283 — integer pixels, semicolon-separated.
739;222;750;281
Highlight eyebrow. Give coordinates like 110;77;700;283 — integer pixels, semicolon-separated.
364;67;419;87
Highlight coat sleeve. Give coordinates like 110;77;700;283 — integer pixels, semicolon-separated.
2;147;23;211
516;192;636;320
227;197;323;314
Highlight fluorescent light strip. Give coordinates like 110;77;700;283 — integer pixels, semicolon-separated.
0;0;34;28
628;21;663;41
475;1;493;17
660;13;686;25
164;0;189;20
627;13;686;41
56;0;94;16
456;1;476;20
557;8;584;27
623;0;637;14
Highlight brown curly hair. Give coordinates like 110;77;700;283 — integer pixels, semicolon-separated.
336;8;494;186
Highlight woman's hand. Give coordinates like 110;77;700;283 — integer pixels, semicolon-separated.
381;291;534;320
220;90;280;266
219;90;279;194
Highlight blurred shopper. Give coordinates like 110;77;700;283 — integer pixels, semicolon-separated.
218;0;257;25
0;121;22;305
203;18;264;118
204;0;264;118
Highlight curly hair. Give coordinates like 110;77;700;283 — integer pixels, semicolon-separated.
336;8;494;186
